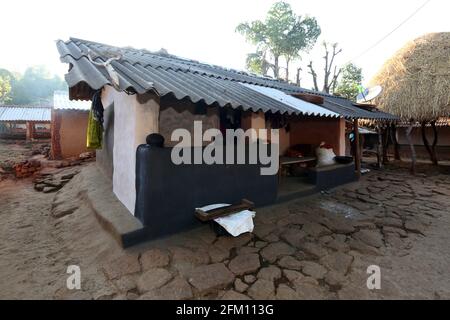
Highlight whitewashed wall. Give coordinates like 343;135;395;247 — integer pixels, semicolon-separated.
101;87;159;215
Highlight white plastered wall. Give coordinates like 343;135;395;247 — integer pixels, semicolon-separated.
101;86;159;215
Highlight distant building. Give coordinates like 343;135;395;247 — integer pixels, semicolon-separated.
51;91;91;159
0;105;51;140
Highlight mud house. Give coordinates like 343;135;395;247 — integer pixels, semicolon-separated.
51;90;90;159
0;105;51;140
56;38;397;246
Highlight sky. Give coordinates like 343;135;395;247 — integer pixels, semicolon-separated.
1;0;449;88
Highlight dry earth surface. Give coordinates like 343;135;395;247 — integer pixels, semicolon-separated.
0;158;449;300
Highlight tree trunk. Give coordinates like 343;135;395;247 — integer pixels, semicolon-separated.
274;55;279;79
376;126;383;169
431;120;438;165
353;119;361;177
285;58;290;82
382;126;390;164
296;68;301;86
421;121;438;165
391;124;401;160
406;124;416;175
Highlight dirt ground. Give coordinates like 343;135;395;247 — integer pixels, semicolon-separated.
0;159;449;300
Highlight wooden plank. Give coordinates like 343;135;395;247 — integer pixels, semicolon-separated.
195;199;255;222
354;119;361;177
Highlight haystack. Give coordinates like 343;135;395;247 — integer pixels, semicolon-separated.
370;32;450;122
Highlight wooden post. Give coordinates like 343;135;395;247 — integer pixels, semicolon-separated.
391;123;401;160
25;121;34;141
354;118;361;177
376;125;383;169
406;123;416;175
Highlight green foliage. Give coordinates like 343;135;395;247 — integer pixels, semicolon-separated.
0;69;13;103
334;63;363;101
236;1;320;78
10;66;67;105
1;66;67;105
245;51;274;75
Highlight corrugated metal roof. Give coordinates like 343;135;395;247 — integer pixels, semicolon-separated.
53;90;91;110
241;83;339;118
56;38;398;120
0;105;51;122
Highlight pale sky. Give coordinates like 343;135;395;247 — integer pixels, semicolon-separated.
1;0;449;88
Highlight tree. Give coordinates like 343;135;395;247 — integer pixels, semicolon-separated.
237;1;320;79
334;63;363;101
0;69;13;103
245;51;273;75
9;66;66;105
307;42;342;93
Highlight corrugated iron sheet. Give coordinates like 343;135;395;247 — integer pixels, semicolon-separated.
56;38;398;120
0;105;51;122
241;83;339;118
53;90;90;110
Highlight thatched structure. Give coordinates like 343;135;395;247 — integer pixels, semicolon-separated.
371;32;450;122
370;33;450;170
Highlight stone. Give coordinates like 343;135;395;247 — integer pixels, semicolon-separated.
382;226;408;238
247;279;275;300
221;290;251;300
325;238;350;252
103;254;141;280
352;229;384;248
244;275;256;284
51;202;77;218
320;217;355;234
300;261;327;280
170;246;210;276
208;246;229;263
140;276;193;300
293;281;328;300
43;186;61;193
301;222;332;237
214;233;253;251
34;183;45;191
93;284;117;300
253;224;277;239
319;252;353;274
297;241;328;259
324;271;347;288
260;242;295;263
404;220;425;235
187;263;235;294
257;266;282;282
137;268;173;293
255;241;268;249
228;253;260;275
237;246;259;255
234;278;248;293
276;284;299;299
140;249;170;270
283;269;303;283
347;239;380;255
277;256;302;271
280;228;307;248
113;275;137;293
126;292;139;300
375;217;403;229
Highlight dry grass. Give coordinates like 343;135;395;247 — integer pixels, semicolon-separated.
370;32;450;122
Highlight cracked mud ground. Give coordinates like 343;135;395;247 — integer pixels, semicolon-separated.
0;162;449;300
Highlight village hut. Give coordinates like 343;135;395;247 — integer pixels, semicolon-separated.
56;38;397;246
370;32;450;169
51;91;91;159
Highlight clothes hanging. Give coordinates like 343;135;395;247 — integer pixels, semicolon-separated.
86;91;104;149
